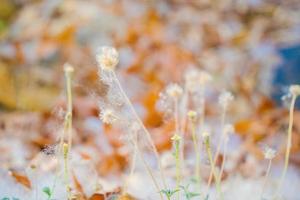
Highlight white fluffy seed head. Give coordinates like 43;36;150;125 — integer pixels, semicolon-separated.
96;46;119;71
171;134;181;141
184;68;200;92
263;146;276;160
219;91;234;109
99;109;117;124
184;69;212;92
224;124;235;134
187;110;197;121
64;63;74;73
166;83;183;99
202;131;210;139
289;85;300;97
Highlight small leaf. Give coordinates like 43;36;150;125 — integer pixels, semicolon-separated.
160;189;179;198
42;186;52;198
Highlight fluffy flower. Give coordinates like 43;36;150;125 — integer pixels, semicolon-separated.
224;124;235;134
171;134;181;141
96;46;119;71
187;110;197;121
166;83;183;98
263;146;276;160
63;63;74;73
99;109;117;124
219;91;234;109
202;131;210;139
184;69;212;92
289;85;300;97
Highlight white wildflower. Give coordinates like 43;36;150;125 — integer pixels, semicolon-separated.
96;46;119;71
99;109;117;124
263;146;276;160
202;131;210;139
187;110;197;121
224;124;235;134
166;83;183;98
184;69;212;92
289;85;300;97
171;134;181;141
219;91;234;109
184;68;200;92
64;63;74;73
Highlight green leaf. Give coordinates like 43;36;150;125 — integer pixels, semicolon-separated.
1;197;10;200
42;187;52;198
160;189;180;198
179;184;200;200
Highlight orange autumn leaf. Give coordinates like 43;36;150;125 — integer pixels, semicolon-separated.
235;119;253;135
89;194;105;200
54;25;76;44
142;89;163;128
72;172;86;197
10;171;31;189
98;153;127;175
117;194;136;200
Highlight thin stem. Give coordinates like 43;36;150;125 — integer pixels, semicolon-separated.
66;72;73;150
63;143;71;199
112;71;167;189
174;137;181;200
278;95;297;193
260;159;272;199
58;66;73;199
130;133;164;200
207;107;226;188
205;139;223;200
199;87;205;131
173;98;182;200
129;145;137;181
175;98;179;134
191;121;201;186
218;139;228;183
123;132;138;194
180;90;189;158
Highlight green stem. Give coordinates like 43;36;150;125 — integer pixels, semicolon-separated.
174;138;181;200
191;121;201;186
63;143;71;199
205;139;223;200
61;66;73;199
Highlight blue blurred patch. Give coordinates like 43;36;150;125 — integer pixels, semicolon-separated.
272;44;300;108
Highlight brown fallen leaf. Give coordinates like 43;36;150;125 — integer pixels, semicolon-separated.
89;193;105;200
117;193;136;200
10;170;31;189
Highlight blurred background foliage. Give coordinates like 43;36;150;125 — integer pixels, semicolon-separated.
0;0;300;170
